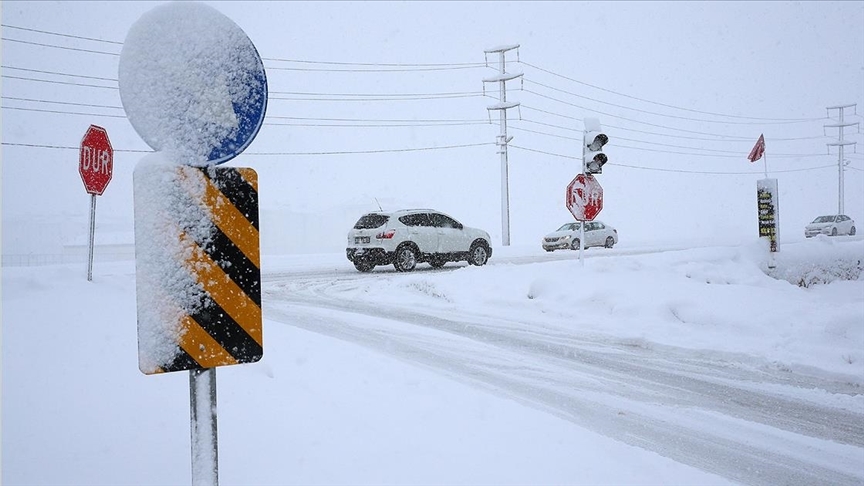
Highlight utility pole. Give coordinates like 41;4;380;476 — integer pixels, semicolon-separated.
483;44;522;246
825;104;859;214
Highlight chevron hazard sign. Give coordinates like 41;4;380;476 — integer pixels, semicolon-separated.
134;160;262;374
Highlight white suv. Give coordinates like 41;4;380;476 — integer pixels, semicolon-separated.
346;209;493;272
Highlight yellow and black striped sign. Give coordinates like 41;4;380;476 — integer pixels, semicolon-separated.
134;164;262;374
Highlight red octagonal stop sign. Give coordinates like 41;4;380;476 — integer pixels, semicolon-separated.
79;125;114;195
566;173;603;221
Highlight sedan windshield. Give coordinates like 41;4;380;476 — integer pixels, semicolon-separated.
812;216;836;223
557;223;578;231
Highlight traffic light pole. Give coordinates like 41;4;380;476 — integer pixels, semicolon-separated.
579;143;586;267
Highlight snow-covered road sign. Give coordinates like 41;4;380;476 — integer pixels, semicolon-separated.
79;125;113;195
566;173;603;221
134;164;262;374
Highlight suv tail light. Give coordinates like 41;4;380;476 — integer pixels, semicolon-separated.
376;229;396;239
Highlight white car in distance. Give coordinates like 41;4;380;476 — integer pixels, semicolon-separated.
346;209;493;272
542;221;618;251
804;214;856;238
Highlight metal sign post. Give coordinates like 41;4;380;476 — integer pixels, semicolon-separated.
87;195;97;281
190;368;219;486
579;223;586;267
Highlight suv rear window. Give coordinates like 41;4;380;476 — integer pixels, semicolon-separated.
354;214;389;229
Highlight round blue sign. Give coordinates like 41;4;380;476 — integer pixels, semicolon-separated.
118;2;267;166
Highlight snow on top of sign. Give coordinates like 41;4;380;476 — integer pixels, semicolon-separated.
118;1;264;166
133;152;214;373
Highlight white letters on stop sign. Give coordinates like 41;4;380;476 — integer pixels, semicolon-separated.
81;146;111;174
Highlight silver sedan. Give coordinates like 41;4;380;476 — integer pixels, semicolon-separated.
542;221;618;251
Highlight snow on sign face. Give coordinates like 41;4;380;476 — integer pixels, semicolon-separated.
133;152;263;374
118;1;268;166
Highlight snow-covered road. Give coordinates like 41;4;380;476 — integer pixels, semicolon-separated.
263;244;864;486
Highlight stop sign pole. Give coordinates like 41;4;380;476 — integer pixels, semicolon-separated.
79;125;114;281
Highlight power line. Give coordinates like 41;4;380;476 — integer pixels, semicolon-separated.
3;98;494;126
266;121;492;128
1;22;850;130
512;117;825;155
509;125;579;141
1;24;123;44
1;141;494;156
0;23;501;67
0;95;835;159
2;105;126;118
2;101;836;160
2;64;491;102
2;64;489;98
267;115;490;123
509;145;838;174
522;88;821;137
1;37;119;56
520;60;827;123
3;96;123;110
523;77;821;124
2;105;496;129
612;163;840;175
2;71;486;101
3;65;116;82
521;103;827;142
263;55;487;68
4;23;856;167
612;143;828;159
4;71;814;145
264;64;485;73
2;36;482;73
269;93;485;102
2;74;117;90
1;142;149;152
269;89;485;97
509;120;838;161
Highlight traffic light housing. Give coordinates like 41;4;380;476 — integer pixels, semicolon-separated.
583;130;608;174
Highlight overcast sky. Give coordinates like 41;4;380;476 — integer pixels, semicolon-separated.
2;1;863;254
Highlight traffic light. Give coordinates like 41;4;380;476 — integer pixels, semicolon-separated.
583;130;608;174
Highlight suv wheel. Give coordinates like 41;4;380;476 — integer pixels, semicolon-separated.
468;242;489;266
393;245;417;272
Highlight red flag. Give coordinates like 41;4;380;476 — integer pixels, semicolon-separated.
748;134;765;163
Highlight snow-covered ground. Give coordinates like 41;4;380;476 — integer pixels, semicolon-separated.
2;236;862;485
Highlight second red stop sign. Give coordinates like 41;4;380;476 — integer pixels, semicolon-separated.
566;173;603;221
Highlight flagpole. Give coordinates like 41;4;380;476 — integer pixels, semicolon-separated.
763;152;768;179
